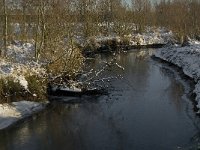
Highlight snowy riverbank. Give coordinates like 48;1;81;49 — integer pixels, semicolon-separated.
0;41;46;90
154;40;200;112
86;27;172;50
0;101;47;130
0;42;47;130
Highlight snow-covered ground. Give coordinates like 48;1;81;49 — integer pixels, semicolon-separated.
0;101;47;130
154;40;200;112
88;27;173;47
0;41;47;130
0;41;46;91
128;28;173;46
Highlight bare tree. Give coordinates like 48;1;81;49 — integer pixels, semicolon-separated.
3;0;8;56
132;0;151;32
155;0;200;42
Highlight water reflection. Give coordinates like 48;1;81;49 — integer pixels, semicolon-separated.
0;49;200;150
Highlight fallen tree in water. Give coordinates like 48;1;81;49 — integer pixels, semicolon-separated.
47;57;124;98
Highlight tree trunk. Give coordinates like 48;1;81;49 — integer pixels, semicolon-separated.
3;0;8;57
35;8;40;61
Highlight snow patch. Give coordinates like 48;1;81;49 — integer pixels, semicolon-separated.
15;76;28;90
87;27;173;47
0;41;46;90
0;101;47;130
128;27;173;46
7;41;35;64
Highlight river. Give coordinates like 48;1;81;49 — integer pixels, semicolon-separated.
0;49;200;150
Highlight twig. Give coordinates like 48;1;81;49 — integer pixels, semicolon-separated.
115;63;124;70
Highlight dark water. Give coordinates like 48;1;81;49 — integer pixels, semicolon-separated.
0;49;200;150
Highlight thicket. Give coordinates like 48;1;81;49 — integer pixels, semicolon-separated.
155;0;200;42
0;0;199;53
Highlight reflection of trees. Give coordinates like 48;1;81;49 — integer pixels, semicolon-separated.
66;102;125;150
84;50;151;92
0;100;128;150
116;49;150;91
0;100;126;150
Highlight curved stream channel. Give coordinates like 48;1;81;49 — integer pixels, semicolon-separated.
1;49;200;150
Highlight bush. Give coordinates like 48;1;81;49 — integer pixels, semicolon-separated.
25;75;47;102
121;36;130;45
46;46;84;78
0;75;47;103
0;77;24;103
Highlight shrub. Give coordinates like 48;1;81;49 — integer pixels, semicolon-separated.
0;77;24;103
46;46;84;79
0;75;47;103
25;75;47;102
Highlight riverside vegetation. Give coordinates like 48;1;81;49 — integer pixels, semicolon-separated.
0;0;200;103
